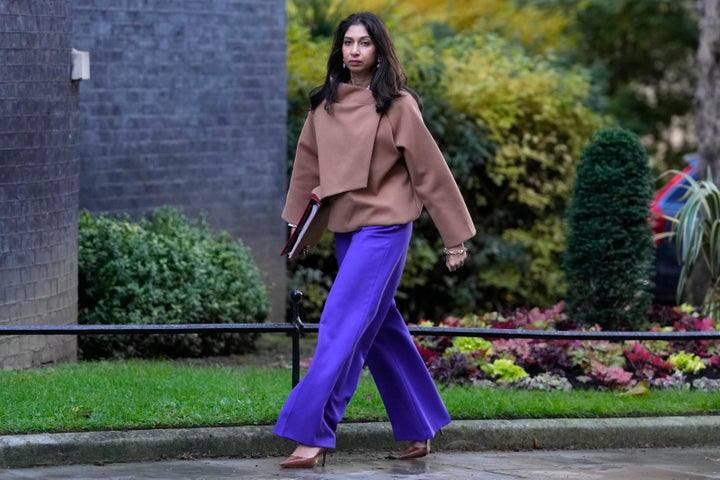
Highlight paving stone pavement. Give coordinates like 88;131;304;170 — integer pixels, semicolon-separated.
2;447;720;479
2;417;720;479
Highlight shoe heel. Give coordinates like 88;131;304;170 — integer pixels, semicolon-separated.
392;439;430;460
279;447;327;468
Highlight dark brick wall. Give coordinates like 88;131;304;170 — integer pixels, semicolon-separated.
0;0;79;369
73;0;287;320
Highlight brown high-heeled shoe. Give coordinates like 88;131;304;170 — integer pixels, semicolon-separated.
279;447;327;468
390;439;430;460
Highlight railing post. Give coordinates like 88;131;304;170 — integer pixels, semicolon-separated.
289;290;305;388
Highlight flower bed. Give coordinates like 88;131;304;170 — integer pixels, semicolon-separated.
414;303;720;392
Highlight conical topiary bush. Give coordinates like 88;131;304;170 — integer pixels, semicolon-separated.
564;128;655;330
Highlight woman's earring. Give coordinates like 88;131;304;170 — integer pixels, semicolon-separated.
342;62;346;69
376;59;381;69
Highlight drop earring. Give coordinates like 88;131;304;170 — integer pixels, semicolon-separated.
342;61;346;69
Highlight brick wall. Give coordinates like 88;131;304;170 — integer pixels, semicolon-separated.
73;0;288;319
0;0;79;369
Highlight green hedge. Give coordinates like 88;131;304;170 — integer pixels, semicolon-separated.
78;207;270;359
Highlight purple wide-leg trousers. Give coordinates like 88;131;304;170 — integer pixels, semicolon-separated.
273;223;451;448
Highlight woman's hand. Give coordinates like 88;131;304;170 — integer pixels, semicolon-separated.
444;244;467;272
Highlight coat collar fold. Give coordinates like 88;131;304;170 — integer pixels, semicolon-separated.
313;83;381;198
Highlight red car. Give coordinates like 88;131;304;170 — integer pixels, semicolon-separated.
650;154;697;305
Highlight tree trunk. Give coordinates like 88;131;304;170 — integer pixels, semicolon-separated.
695;0;720;181
684;0;720;307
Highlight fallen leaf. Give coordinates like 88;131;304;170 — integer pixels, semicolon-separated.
619;380;650;397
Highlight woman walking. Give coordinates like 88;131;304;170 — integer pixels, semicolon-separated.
275;11;475;468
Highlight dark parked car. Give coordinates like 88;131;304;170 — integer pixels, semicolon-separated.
650;154;698;305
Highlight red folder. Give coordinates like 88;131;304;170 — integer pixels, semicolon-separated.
280;194;329;260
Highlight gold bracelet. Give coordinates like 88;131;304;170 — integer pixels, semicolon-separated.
443;247;467;255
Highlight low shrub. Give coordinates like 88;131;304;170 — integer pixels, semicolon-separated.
78;207;270;359
414;303;720;391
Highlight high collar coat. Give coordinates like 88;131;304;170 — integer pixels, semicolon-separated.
283;83;475;248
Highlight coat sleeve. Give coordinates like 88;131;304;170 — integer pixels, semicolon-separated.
388;94;476;247
282;112;320;224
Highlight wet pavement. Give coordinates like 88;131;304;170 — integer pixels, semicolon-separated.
2;417;720;479
2;447;720;479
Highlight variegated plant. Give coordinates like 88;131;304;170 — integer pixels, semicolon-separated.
658;170;720;319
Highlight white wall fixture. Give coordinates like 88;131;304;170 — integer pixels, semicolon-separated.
71;49;90;80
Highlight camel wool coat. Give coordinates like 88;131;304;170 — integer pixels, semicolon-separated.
283;82;476;248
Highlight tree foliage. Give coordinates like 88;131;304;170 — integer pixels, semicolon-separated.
414;31;604;314
565;128;655;330
367;0;573;53
536;0;698;171
390;0;699;171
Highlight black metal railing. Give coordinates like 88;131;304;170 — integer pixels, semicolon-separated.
2;290;720;387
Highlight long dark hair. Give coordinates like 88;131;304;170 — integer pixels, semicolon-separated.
309;11;420;114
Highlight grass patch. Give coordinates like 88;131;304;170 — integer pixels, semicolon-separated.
1;360;719;435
